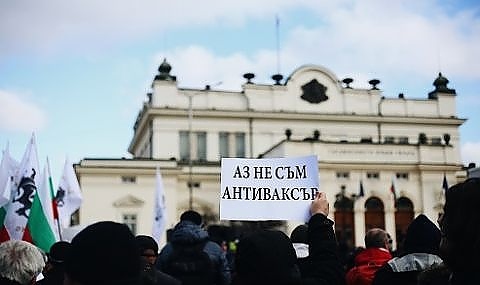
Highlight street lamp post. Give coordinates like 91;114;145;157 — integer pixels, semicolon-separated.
188;94;193;210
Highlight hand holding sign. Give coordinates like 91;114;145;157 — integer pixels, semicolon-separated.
310;192;329;217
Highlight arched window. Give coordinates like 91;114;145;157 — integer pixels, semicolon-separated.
395;197;414;254
364;197;385;230
334;194;355;250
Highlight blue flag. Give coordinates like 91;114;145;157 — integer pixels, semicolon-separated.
442;174;448;192
359;180;365;197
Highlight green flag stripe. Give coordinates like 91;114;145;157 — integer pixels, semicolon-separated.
28;195;56;252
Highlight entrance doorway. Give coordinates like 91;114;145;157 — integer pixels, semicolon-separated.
394;197;414;254
364;197;385;230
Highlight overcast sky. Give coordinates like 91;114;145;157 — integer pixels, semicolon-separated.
1;0;479;178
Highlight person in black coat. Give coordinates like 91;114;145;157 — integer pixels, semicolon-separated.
371;214;443;285
135;235;181;285
438;178;480;285
37;241;71;285
232;191;345;285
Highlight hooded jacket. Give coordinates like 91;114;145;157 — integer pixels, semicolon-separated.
346;247;392;285
157;221;231;285
372;214;443;285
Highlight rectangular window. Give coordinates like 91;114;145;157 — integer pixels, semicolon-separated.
121;176;136;184
180;131;207;161
196;132;207;161
384;136;395;144
179;131;190;161
431;137;442;145
122;214;137;235
367;172;380;179
235;133;246;158
218;132;246;159
219;132;229;158
398;137;409;144
396;172;409;180
336;172;350;179
360;137;373;143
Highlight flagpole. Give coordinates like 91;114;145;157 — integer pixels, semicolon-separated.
188;93;193;210
47;157;63;241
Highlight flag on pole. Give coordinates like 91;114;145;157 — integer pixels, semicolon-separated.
1;134;40;242
26;162;58;251
359;180;365;197
442;174;449;193
0;144;19;229
47;157;61;239
390;178;397;202
152;166;167;243
0;144;19;208
56;157;83;229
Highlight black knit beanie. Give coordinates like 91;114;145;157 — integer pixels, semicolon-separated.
48;241;71;264
65;221;141;285
290;224;308;244
235;229;301;285
135;235;158;254
403;214;441;255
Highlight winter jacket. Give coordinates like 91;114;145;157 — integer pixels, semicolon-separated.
231;213;345;285
345;247;392;285
371;253;443;285
301;213;345;285
157;220;231;285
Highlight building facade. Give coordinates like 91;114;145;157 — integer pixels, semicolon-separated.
75;60;466;249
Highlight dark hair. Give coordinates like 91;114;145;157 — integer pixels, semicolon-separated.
180;210;203;225
135;235;158;254
441;178;480;271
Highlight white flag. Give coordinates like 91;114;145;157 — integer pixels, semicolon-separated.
4;134;40;240
0;144;19;208
152;166;167;243
56;157;83;228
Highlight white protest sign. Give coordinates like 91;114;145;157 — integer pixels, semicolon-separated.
220;155;319;221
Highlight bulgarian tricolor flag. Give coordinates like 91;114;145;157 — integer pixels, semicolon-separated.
1;134;40;242
26;160;59;252
0;134;58;252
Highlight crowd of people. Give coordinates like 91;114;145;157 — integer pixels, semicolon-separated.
0;178;479;285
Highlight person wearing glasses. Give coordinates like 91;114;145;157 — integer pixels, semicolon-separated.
372;214;443;285
346;228;393;285
135;235;180;285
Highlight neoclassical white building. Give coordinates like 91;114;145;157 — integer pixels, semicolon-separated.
75;60;466;249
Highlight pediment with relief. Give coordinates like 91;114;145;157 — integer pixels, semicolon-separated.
113;195;145;208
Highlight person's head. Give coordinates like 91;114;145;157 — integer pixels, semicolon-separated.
43;241;71;276
364;228;390;250
64;221;141;285
0;240;45;285
439;178;480;272
135;235;159;265
180;210;203;225
234;229;301;285
290;224;308;244
403;214;441;255
290;224;309;259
